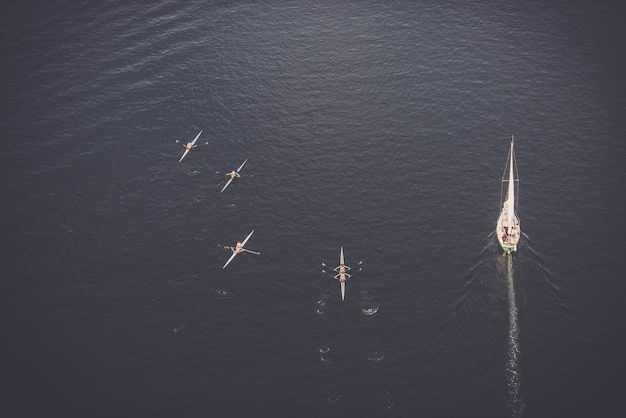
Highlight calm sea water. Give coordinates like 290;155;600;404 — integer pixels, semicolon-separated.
2;1;625;417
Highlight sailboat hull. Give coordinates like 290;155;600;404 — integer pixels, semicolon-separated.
496;137;520;253
497;208;520;253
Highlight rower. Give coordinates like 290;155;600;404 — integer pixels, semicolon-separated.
229;170;239;179
339;265;347;282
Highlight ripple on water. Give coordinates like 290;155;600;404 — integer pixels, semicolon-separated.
367;351;385;366
358;290;379;316
358;290;373;301
382;390;395;413
364;348;385;367
313;294;330;316
359;301;379;316
211;282;239;300
309;343;334;368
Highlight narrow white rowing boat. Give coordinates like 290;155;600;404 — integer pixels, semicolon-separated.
220;159;248;193
223;229;260;269
332;247;351;301
178;130;203;163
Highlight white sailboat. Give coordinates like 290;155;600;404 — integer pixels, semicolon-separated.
496;136;520;254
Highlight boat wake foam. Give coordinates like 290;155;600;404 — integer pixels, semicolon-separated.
506;256;524;417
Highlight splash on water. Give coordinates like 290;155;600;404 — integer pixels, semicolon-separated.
359;301;379;316
309;343;334;368
313;294;330;316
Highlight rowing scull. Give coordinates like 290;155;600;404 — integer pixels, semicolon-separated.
223;229;260;269
333;247;351;301
178;130;203;163
220;159;248;193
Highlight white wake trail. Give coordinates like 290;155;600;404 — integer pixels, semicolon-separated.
506;255;524;417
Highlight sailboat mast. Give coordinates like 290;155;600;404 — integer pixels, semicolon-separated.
507;137;515;235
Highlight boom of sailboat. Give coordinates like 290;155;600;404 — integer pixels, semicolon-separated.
221;159;248;193
222;230;260;269
496;136;521;254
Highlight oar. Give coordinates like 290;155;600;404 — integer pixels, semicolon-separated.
241;249;260;255
176;140;209;147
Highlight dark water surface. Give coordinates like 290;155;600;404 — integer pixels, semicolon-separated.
2;1;625;417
